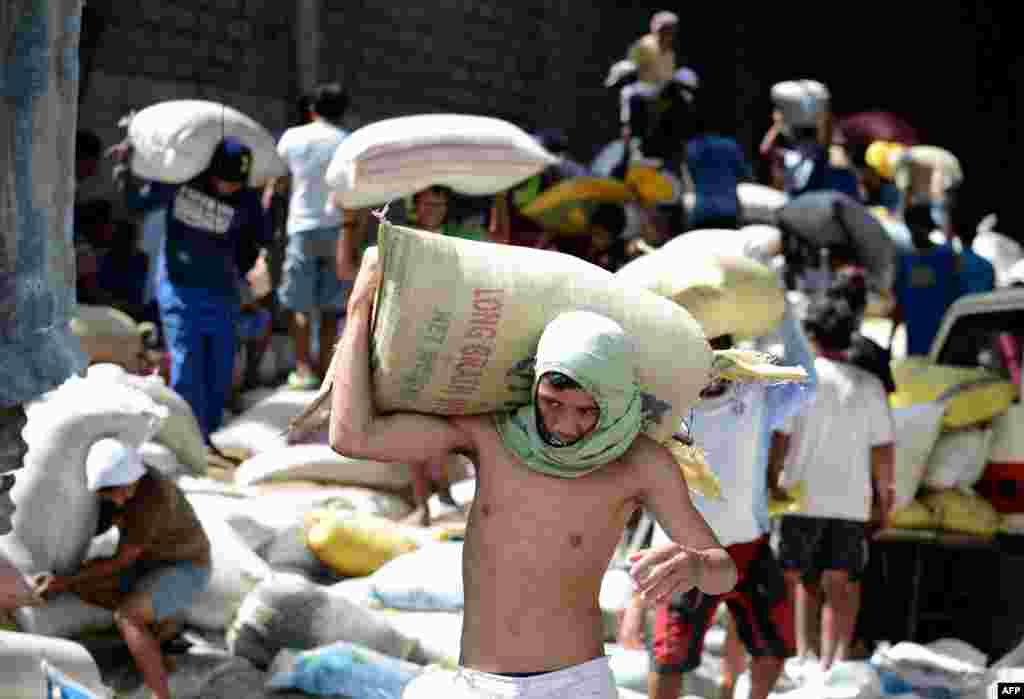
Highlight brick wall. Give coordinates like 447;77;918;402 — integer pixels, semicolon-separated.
75;0;296;205
75;0;675;208
317;0;665;161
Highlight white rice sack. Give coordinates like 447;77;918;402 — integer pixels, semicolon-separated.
226;572;439;669
3;376;166;598
770;80;830;130
183;497;270;631
326;114;557;208
234;445;412;492
211;389;319;456
369;543;464;612
188;488;412;556
13;595;115;640
375;609;463;668
0;633;107;699
738;183;789;225
138;440;189;478
892;402;947;508
923;427;995;491
87;365;207;475
972;226;1023;288
127;99;286;187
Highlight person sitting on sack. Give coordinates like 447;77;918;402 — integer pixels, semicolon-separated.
33;439;211;699
328;256;737;698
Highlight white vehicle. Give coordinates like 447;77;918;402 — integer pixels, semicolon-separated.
929;287;1024;514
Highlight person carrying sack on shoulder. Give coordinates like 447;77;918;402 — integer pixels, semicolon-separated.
328;255;736;698
114;136;272;444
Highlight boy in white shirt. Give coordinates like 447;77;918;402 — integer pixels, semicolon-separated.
770;296;894;672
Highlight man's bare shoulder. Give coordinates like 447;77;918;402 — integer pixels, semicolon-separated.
620;434;679;481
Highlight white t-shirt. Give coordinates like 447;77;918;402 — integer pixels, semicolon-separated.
779;358;894;522
653;383;766;549
277;120;348;235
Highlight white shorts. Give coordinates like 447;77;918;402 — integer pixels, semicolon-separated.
403;657;618;698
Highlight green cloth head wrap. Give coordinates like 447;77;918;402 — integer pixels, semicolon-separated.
495;311;643;478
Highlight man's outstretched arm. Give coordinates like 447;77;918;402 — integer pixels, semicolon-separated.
631;439;737;602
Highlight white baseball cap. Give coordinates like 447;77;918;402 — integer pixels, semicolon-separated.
85;438;146;492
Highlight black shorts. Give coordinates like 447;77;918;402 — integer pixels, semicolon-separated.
777;515;868;583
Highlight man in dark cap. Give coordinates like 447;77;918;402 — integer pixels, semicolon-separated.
115;137;271;442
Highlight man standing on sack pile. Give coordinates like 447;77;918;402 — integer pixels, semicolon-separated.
33;438;211;699
619;300;819;699
327;256;737;698
112;137;271;443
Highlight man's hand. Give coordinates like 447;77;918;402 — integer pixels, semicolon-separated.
31;573;67;600
618;594;646;650
105;139;133;164
629;543;704;605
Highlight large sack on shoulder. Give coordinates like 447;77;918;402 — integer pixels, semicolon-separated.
183;496;270;631
305;511;420;578
615;236;784;340
310;222;712;446
3;377;165;638
326;114;556;208
770;80;830;130
234;444;411;492
87;364;207;475
369;542;464;612
920;490;1000;537
0;632;107;699
923;426;994;491
127;100;286;187
226;572;441;669
891;402;946;508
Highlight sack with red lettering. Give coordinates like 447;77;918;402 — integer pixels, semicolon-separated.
292;221;712;447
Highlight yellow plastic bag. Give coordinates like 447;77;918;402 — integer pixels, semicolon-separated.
890;358;1018;429
304;510;420;577
920;490;1000;537
768;481;806;517
887;500;937;530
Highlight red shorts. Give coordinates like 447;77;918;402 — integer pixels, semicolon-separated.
652;536;794;673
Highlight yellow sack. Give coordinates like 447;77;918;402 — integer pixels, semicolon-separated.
304;510;419;577
887;500;937;530
616;240;786;340
768;481;806;518
520;170;674;236
890;358;1017;429
920;490;1000;537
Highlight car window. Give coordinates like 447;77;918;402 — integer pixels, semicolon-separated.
936;309;1024;381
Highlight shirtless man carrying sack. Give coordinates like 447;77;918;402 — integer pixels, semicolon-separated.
328;257;737;698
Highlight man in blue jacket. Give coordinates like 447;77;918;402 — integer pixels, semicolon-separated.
117;138;271;441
